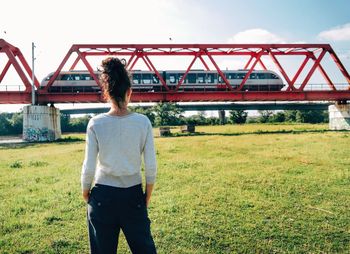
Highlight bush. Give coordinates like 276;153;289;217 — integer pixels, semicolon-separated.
258;110;274;123
270;112;286;123
185;114;207;125
296;110;328;123
153;103;184;126
0;114;13;135
229;110;248;124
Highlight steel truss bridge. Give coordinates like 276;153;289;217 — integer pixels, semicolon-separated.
0;39;349;104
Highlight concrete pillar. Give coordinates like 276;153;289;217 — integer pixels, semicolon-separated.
23;105;61;141
218;110;226;125
329;103;350;130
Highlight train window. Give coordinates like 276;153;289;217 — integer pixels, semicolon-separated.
178;74;184;83
142;74;152;84
73;75;81;81
45;74;53;81
266;73;278;79
152;74;159;84
257;73;266;79
187;73;196;83
61;74;74;80
250;73;257;79
206;73;215;83
132;74;141;84
168;74;177;84
236;73;246;79
81;74;93;80
218;75;222;82
197;73;205;83
227;73;236;79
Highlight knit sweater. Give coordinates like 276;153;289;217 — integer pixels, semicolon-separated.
81;112;157;191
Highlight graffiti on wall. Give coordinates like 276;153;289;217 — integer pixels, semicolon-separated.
23;127;56;141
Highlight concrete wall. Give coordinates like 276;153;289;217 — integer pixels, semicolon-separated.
329;103;350;130
23;105;61;141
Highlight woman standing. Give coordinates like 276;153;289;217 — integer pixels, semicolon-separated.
81;57;157;253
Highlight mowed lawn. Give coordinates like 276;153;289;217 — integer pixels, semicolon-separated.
0;124;349;253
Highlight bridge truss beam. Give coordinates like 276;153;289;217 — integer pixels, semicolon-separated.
0;39;40;94
1;41;350;104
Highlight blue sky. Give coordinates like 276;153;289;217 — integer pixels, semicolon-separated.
1;0;350;112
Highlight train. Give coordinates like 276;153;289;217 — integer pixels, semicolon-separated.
40;69;285;92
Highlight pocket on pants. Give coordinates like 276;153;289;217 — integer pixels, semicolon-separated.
126;188;148;219
87;189;114;223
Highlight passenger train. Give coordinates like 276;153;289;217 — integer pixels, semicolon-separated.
40;69;285;92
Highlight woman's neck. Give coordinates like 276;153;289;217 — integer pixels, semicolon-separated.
107;103;130;116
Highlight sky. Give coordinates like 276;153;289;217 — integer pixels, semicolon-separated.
1;0;350;113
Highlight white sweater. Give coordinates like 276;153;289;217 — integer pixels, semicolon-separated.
81;112;157;191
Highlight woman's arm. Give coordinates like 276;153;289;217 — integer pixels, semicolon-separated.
82;189;90;203
143;120;157;207
81;121;99;203
145;183;154;207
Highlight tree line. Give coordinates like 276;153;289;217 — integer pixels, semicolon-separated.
0;103;328;135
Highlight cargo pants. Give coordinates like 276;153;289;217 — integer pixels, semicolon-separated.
86;183;157;254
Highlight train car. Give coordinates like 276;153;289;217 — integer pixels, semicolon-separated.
40;71;101;93
162;70;284;91
40;70;159;92
40;69;285;92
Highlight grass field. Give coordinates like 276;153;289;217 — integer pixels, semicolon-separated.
0;124;349;253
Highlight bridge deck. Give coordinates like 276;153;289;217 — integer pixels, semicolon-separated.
1;91;349;104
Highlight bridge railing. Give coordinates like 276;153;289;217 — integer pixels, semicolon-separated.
0;85;27;92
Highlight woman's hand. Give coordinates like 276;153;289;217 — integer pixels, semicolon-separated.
145;183;154;208
82;189;90;203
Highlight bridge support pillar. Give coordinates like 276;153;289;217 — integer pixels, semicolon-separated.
329;102;350;130
218;110;226;125
23;105;61;141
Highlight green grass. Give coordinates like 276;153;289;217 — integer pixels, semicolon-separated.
0;124;349;253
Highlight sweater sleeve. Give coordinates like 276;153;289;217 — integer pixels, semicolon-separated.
81;120;99;191
143;120;157;184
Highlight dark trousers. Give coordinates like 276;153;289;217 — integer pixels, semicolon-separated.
86;183;157;254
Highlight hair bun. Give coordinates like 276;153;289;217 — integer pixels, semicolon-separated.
100;57;132;108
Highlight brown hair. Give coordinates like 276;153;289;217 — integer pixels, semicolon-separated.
100;57;131;108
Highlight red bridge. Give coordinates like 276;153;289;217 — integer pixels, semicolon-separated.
1;39;349;104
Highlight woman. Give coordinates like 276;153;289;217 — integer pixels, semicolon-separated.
81;57;157;254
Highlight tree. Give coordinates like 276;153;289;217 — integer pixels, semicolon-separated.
9;113;23;134
228;110;248;124
0;114;12;135
69;115;92;132
296;110;328;123
185;114;207;125
207;117;220;125
131;106;156;125
153;103;184;126
60;114;71;132
284;110;298;122
258;110;274;123
270;111;285;123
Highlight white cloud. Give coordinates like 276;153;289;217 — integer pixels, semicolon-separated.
318;23;350;41
228;29;286;44
338;50;350;60
224;29;287;72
